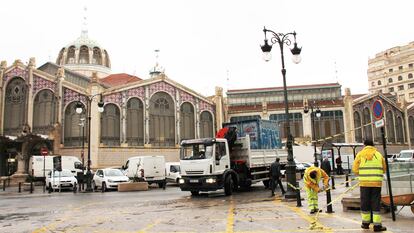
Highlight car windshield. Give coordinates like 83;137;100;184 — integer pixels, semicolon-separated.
399;152;413;158
104;169;124;176
180;144;213;160
52;170;73;177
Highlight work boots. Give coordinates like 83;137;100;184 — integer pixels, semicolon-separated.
373;225;387;232
361;223;369;229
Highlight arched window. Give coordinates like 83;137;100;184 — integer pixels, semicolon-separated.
92;47;102;65
363;108;372;140
104;50;111;68
408;73;413;79
64;102;86;146
33;90;57;135
388;78;393;83
101;104;120;146
67;46;76;64
57;48;65;65
79;45;89;64
354;111;363;142
409;116;414;144
398;76;403;81
200;111;213;138
149;92;175;147
4;78;27;136
126;98;144;146
180;103;195;141
386;111;395;143
396;116;404;143
377;80;382;85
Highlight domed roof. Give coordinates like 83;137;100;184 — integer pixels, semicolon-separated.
56;30;111;78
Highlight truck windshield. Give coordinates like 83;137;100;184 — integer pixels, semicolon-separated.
180;144;213;160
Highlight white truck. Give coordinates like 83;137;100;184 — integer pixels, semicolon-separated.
122;156;167;188
179;135;287;196
29;155;84;179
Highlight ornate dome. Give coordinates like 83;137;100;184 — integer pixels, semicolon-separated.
56;30;111;78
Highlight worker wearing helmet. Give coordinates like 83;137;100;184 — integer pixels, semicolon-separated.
303;166;329;214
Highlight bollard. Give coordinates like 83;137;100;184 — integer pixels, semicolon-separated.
7;177;10;187
326;189;334;213
18;182;22;193
296;187;302;207
2;180;5;191
331;174;336;190
73;183;77;193
30;181;33;194
345;172;349;187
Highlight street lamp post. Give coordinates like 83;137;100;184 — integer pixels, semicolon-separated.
79;118;85;190
76;94;104;192
304;100;321;167
261;27;302;199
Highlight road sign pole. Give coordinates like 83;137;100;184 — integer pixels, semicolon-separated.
381;126;396;221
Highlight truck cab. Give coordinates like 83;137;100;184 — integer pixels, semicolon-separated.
179;138;234;195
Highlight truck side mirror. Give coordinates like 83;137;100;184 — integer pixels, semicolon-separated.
121;165;125;170
215;160;220;166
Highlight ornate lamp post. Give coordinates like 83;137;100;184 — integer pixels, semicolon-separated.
304;100;321;167
260;26;302;199
76;94;104;192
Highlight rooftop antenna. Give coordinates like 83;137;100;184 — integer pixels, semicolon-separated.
81;6;88;37
334;61;339;83
226;69;230;91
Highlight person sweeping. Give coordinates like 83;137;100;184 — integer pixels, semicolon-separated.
303;166;329;214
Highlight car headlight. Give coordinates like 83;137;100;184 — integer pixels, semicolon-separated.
205;178;216;184
178;179;185;184
108;179;114;183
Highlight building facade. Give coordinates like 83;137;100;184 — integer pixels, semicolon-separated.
0;31;216;177
368;41;414;102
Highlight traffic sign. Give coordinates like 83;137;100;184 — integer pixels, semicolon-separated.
372;100;384;120
375;119;385;128
40;147;48;156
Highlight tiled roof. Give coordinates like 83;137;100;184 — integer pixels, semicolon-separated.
227;83;340;94
101;73;142;87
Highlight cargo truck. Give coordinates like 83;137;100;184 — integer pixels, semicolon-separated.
179;123;287;196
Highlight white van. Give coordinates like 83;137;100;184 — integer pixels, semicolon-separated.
123;156;166;188
395;150;414;162
165;162;181;184
29;155;84;179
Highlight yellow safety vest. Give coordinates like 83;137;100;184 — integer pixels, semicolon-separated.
358;152;384;187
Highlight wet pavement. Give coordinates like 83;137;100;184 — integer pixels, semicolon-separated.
0;177;413;233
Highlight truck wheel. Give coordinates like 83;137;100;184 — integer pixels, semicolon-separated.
224;175;233;196
263;180;270;189
191;191;199;196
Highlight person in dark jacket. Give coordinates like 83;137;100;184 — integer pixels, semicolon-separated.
321;156;332;176
336;156;344;175
269;157;285;196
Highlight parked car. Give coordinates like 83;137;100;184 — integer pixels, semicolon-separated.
395;150;414;162
165;162;181;184
46;169;78;192
122;156;166;188
92;168;130;191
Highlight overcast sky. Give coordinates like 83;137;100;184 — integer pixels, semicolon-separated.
0;0;412;96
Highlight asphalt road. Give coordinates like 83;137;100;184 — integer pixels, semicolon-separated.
0;179;413;233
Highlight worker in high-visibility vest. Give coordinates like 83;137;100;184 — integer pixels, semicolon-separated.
352;138;387;232
303;166;329;214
